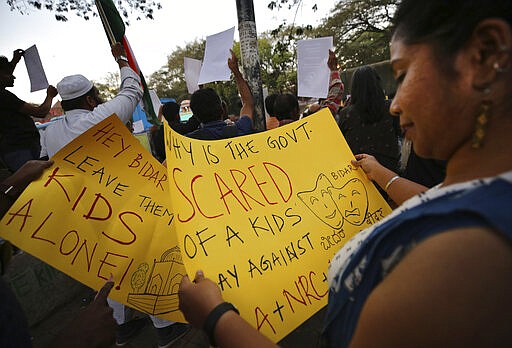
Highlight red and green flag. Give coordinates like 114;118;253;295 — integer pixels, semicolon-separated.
95;0;159;125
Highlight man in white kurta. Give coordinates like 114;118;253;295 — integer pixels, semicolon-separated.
40;51;142;158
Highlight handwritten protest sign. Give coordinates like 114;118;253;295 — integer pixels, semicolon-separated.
165;108;392;341
0;115;185;322
0;109;391;339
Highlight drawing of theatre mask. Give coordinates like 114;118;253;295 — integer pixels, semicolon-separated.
329;177;369;226
297;173;344;230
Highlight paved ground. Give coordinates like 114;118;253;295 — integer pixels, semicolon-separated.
30;284;326;348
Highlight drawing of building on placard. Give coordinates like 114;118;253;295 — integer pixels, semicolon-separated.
127;246;185;315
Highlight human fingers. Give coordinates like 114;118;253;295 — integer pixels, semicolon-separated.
328;50;337;69
47;85;58;97
11;160;54;186
30;159;54;176
230;49;237;62
228;50;237;69
27;160;53;181
193;270;205;283
34;159;54;173
25;159;53;170
111;42;126;56
180;274;192;290
111;42;122;50
94;277;114;304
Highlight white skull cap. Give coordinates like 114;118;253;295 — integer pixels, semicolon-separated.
57;74;93;101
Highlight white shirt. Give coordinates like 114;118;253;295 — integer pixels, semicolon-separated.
40;66;143;158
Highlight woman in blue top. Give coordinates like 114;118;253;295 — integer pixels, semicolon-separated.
178;1;512;347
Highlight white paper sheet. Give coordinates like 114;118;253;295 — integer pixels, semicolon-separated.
297;37;333;98
198;27;235;85
23;45;49;92
149;90;162;117
132;119;145;134
184;57;202;93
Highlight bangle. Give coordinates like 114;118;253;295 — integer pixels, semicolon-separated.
384;175;400;192
0;183;18;200
203;302;239;347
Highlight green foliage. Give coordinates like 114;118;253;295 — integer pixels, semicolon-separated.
259;25;315;94
93;72;120;100
313;0;398;68
6;0;161;23
267;0;397;68
147;39;205;103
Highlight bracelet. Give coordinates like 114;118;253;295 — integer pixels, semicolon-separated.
384;175;400;192
0;183;18;200
203;302;239;347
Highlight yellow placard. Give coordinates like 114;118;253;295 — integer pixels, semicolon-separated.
1;109;391;340
0;115;185;322
165;108;391;341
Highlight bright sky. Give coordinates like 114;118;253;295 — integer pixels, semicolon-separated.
0;0;334;104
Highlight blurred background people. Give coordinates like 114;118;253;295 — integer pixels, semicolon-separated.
186;50;253;140
302;49;344;121
272;93;300;127
151;101;199;162
337;65;400;174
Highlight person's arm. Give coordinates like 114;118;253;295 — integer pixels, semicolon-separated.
179;270;278;348
322;50;344;116
9;49;58;118
349;226;512;347
93;42;142;124
352;154;428;206
111;42;131;70
0;160;54;218
228;49;254;120
49;278;117;348
9;49;24;73
18;85;58;118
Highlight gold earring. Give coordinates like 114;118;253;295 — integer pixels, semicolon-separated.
471;101;491;149
493;61;509;73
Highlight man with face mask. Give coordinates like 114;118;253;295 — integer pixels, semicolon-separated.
40;43;143;158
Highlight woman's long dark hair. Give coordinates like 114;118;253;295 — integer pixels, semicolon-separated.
350;65;387;124
392;0;512;71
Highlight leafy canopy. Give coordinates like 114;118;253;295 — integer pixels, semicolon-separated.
6;0;161;23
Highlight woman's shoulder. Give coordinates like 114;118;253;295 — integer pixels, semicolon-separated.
349;225;512;347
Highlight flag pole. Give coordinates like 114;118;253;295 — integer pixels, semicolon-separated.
95;0;116;45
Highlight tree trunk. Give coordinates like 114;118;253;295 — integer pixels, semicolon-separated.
235;0;266;131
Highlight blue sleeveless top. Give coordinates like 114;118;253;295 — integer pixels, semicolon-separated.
322;174;512;347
